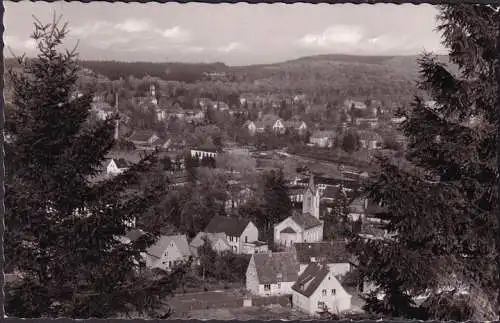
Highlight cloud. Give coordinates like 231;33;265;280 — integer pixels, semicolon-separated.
216;42;241;53
183;46;205;53
4;35;37;53
115;19;151;33
158;26;191;43
69;22;114;38
297;25;364;48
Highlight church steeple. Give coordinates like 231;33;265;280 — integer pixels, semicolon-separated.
309;174;315;189
303;174;320;219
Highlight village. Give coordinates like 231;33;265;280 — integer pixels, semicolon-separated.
81;78;414;319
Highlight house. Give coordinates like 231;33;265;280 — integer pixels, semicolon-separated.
344;99;367;110
190;147;218;159
213;101;230;111
254;114;285;134
358;131;383;150
184;109;205;123
354;117;379;128
274;177;324;248
189;232;231;257
91;101;115;120
285;117;308;135
291;263;352;316
244;120;258;136
204;216;267;254
155;138;172;151
128;130;160;148
309;131;336;148
103;158;130;176
246;252;300;296
293;241;353;277
143;234;192;271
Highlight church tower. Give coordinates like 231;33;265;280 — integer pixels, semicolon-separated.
114;92;119;141
150;84;158;105
302;175;320;219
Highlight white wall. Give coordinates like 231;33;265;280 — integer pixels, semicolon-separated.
274;218;303;246
308;274;352;315
258;281;295;296
241;222;259;245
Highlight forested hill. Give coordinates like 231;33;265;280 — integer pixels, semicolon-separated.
5;54;455;104
4;58;229;83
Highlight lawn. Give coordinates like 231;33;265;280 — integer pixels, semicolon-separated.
169;304;311;320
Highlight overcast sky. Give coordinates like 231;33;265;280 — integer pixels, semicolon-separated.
4;2;446;66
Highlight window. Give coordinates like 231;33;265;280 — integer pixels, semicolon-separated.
264;284;271;291
277;283;281;289
245;236;248;243
322;289;327;296
168;261;172;267
317;301;325;309
332;289;336;295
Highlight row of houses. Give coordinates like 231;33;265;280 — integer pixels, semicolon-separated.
114;169;391;316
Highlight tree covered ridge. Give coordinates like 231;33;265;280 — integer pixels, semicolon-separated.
353;4;499;321
4;15;187;318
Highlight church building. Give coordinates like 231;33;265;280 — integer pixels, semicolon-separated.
274;176;324;248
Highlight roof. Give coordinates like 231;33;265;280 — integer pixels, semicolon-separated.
190;232;229;249
146;234;191;259
128;130;159;142
284;120;306;129
204;216;251;237
291;213;323;230
255;114;281;128
253;252;300;284
291;262;330;297
114;158;130;169
322;186;345;200
125;228;146;242
281;227;297;234
293;241;351;264
192;147;218;153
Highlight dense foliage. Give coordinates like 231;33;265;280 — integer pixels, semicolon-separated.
4;16;186;318
351;5;499;321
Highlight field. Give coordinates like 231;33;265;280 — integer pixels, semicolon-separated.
169;304;310;320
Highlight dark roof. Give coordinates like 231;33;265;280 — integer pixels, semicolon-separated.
253;252;300;284
291;262;330;297
322;186;345;200
114;158;130;169
293;241;351;264
255;114;281;128
291;213;322;230
204;216;251;237
125;228;146;242
281;227;297;234
192;147;218;153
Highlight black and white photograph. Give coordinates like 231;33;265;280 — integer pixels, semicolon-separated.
2;1;500;321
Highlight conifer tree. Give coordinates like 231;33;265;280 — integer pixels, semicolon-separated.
351;5;499;321
5;15;185;318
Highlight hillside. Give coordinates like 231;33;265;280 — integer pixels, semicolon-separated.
5;53;458;106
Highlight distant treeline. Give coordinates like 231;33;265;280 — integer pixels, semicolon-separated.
78;60;229;82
